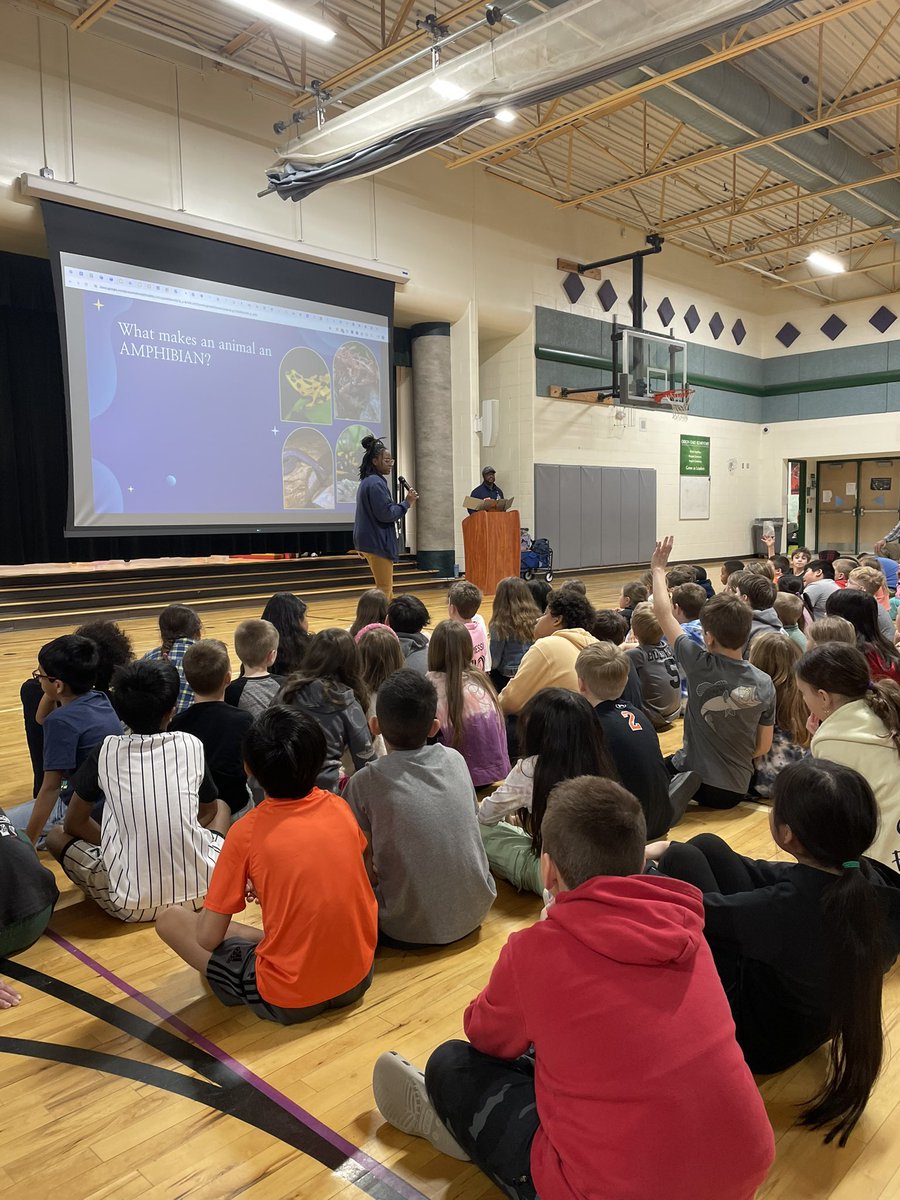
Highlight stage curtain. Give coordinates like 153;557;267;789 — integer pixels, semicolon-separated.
0;251;354;565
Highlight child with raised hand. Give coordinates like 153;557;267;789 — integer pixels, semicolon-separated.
157;705;378;1024
427;620;510;788
344;670;496;947
143;604;202;713
225;619;283;716
747;632;809;798
374;777;775;1199
773;591;807;651
651;537;776;810
488;576;539;693
477;687;617;895
448;580;491;672
797;643;900;870
356;625;404;757
626;603;682;730
278;629;375;791
349;589;389;639
656;758;900;1146
826;588;900;682
46;659;230;922
616;580;649;632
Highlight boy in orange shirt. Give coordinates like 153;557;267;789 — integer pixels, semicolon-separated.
156;705;378;1023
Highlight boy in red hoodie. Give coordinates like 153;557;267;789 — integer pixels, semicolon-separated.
373;777;774;1200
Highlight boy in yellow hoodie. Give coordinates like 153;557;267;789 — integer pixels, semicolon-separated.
499;590;598;716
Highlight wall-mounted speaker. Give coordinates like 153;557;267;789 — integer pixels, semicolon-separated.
479;398;499;447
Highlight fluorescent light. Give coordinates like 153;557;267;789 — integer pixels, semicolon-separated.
494;108;517;124
431;77;468;101
807;250;846;274
220;0;335;43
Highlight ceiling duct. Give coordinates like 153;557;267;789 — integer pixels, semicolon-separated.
611;52;900;233
264;0;794;201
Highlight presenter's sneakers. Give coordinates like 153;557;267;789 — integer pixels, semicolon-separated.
372;1051;470;1161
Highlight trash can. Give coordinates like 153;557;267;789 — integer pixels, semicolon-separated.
751;517;784;557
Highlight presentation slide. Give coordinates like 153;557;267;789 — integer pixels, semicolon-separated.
59;252;392;530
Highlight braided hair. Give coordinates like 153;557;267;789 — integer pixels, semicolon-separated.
359;435;387;480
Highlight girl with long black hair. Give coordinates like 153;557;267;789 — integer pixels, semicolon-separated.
825;587;900;683
477;687;616;895
654;758;900;1146
353;436;418;598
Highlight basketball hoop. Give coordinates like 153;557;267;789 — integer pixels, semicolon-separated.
653;387;694;420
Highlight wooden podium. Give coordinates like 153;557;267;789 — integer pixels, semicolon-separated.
463;509;521;595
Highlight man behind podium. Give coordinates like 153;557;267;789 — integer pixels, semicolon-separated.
467;467;504;515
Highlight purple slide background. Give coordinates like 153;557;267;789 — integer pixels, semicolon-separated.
83;291;385;516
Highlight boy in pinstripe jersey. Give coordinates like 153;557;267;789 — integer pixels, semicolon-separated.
46;660;230;923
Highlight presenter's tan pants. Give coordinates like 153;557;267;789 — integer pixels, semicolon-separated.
362;553;395;599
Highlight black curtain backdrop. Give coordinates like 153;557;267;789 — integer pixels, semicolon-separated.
0;250;360;565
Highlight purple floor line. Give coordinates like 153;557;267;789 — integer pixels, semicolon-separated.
47;930;429;1200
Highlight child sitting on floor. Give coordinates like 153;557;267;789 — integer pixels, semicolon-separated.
576;642;697;833
46;660;230;922
448;580;491;672
732;572;784;655
344;670;496;946
652;536;776;810
349;588;389;639
477;687;618;895
157;705;378;1024
0;807;58;960
773;591;807;651
428;620;510;787
386;595;431;673
832;557;858;589
488;576;539;693
746;632;809;798
626;603;683;730
672;582;707;647
356;624;405;757
224;619;283;716
655;758;900;1146
143;603;203;713
278;629;375;790
171;640;254;817
22;634;122;846
616;580;649;632
374;776;775;1199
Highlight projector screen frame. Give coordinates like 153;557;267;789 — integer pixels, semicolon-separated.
43;201;398;539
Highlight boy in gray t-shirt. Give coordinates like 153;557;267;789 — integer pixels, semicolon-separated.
803;561;839;620
343;670;496;948
625;603;682;729
651;538;776;810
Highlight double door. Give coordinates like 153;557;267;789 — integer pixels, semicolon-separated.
817;459;900;552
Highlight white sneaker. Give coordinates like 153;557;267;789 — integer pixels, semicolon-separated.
372;1051;470;1161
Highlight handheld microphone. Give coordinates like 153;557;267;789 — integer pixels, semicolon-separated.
398;476;411;492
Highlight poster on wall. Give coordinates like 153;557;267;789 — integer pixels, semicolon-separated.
679;434;710;520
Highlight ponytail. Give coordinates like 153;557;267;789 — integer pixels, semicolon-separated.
772;759;887;1145
864;677;900;756
359;435;386;480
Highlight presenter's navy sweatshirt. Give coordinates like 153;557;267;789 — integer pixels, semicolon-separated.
353;474;409;562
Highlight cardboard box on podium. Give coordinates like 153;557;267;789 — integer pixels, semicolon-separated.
462;508;520;595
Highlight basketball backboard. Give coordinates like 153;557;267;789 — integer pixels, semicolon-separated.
617;328;687;403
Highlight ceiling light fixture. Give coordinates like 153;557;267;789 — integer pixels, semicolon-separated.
494;108;517;123
806;250;846;274
220;0;335;43
430;77;468;101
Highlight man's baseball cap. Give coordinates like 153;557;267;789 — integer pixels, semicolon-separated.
482;466;496;476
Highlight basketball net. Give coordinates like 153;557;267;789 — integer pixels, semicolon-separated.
653;387;694;421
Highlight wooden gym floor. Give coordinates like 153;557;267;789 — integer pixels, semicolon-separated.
1;569;898;1200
